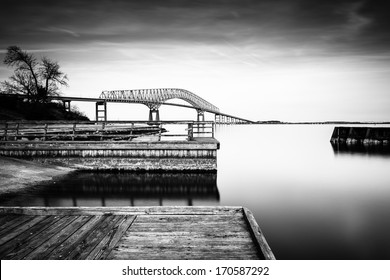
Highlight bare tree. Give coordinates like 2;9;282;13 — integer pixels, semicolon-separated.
1;46;68;102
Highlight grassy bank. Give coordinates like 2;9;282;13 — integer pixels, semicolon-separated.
0;94;89;120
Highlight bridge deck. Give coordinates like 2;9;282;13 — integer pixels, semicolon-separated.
0;206;274;260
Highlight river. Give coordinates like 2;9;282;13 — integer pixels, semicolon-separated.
1;124;390;259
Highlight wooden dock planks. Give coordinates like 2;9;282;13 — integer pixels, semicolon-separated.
0;206;275;260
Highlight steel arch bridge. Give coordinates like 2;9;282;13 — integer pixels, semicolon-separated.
99;88;222;122
100;88;219;112
95;88;251;123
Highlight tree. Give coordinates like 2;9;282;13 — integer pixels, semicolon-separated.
1;46;68;103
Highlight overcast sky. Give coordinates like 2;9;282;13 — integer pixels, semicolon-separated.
1;0;390;121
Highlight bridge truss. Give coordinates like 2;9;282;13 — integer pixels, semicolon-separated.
100;88;219;112
98;88;252;123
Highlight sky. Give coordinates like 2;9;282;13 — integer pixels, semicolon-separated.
1;0;390;121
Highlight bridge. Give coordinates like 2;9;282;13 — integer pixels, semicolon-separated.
97;88;253;124
5;88;254;124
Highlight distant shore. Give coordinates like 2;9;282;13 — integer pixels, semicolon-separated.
0;157;74;195
256;121;390;125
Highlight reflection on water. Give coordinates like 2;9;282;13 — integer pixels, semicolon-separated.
215;124;390;260
1;124;390;260
331;142;390;157
0;172;220;207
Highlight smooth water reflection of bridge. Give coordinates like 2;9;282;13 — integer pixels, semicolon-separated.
0;172;220;207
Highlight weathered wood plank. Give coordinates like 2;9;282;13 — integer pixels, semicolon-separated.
26;215;92;260
0;215;62;258
133;214;244;223
112;248;260;260
110;246;260;260
109;253;259;260
116;236;255;247
131;219;247;228
113;245;259;256
115;231;257;257
128;223;249;233
0;215;34;236
131;216;247;225
120;231;251;238
68;215;124;260
44;215;107;260
7;216;79;259
87;215;136;260
243;207;275;260
0;214;19;226
0;216;47;246
0;206;242;216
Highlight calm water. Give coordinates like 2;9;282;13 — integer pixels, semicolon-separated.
1;124;390;260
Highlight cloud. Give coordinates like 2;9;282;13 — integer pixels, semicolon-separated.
0;0;388;55
40;27;80;38
1;0;390;81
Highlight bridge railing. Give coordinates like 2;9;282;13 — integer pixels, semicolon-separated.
0;120;215;142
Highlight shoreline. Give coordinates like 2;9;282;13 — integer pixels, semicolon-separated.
0;156;74;195
255;121;390;125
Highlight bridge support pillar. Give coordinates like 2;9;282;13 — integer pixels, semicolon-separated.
63;100;71;112
149;109;160;122
96;101;107;122
215;114;223;124
197;110;205;122
196;110;205;134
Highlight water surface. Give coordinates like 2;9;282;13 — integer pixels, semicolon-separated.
1;124;390;259
216;124;390;259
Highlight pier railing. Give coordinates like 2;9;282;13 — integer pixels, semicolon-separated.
0;120;215;142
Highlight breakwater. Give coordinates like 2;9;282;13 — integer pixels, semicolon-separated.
0;139;219;171
330;127;390;145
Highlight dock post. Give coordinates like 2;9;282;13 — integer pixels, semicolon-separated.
187;123;193;140
197;110;205;135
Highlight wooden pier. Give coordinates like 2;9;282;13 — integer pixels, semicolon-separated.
0;121;220;171
0;206;274;260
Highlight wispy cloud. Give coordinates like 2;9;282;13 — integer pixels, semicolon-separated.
40;27;80;38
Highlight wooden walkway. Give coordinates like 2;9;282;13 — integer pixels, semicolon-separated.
0;206;275;260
